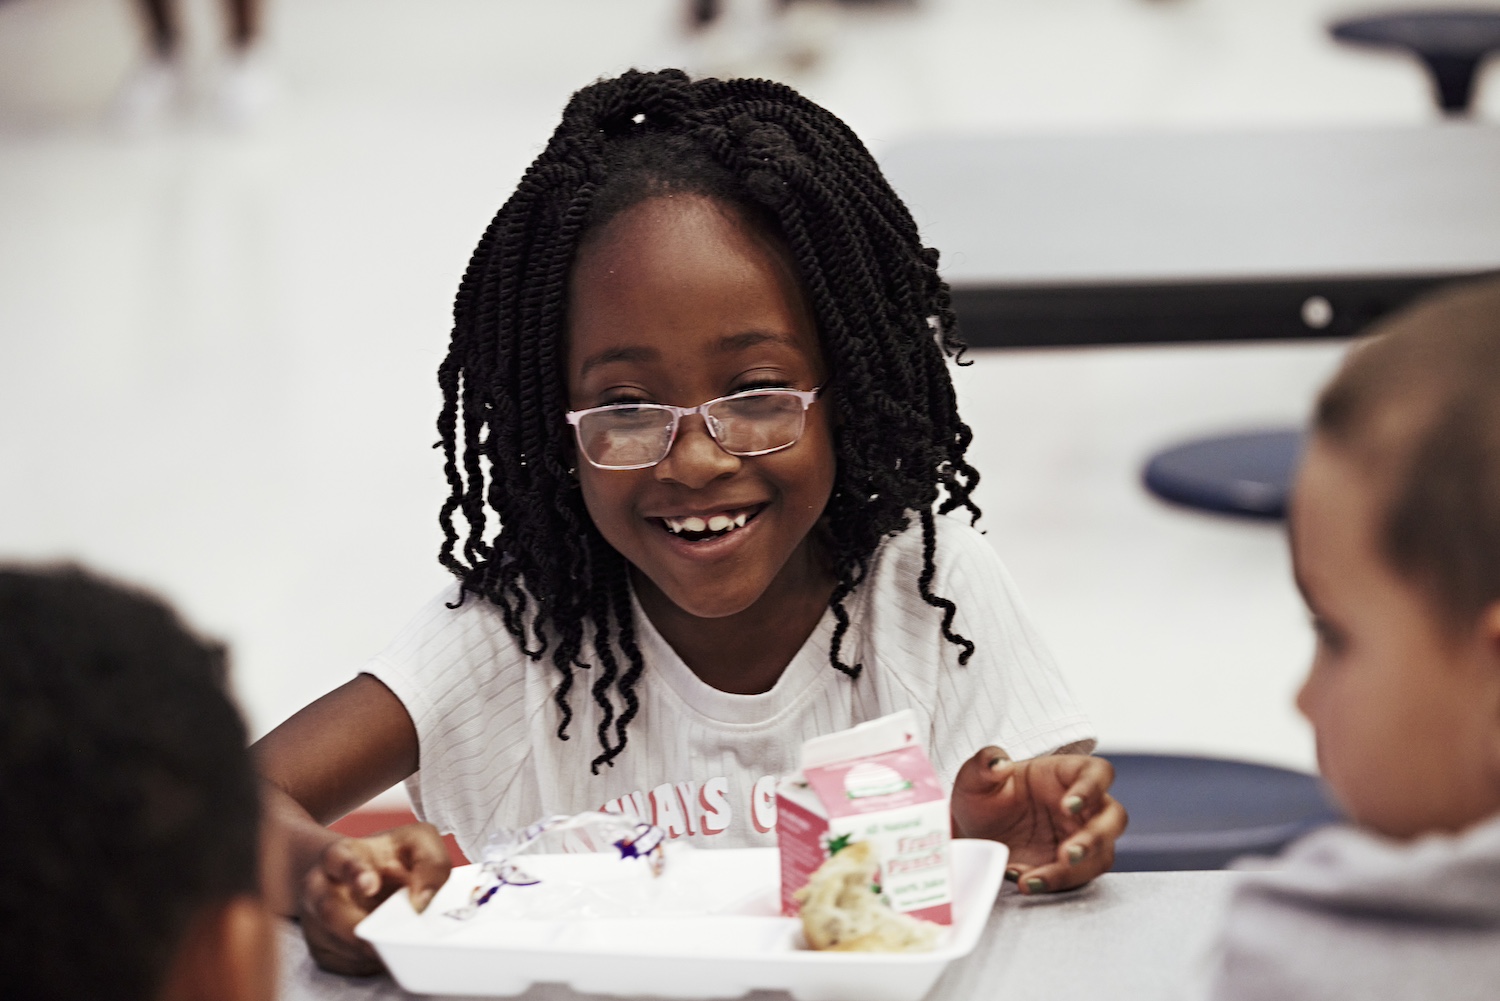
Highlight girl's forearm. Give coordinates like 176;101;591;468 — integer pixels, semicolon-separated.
259;779;342;916
248;675;423;914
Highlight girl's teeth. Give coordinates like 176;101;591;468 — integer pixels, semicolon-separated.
662;509;755;535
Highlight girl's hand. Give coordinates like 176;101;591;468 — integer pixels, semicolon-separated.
951;747;1127;895
297;823;452;975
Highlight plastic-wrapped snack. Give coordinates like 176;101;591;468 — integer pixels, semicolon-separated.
446;812;667;922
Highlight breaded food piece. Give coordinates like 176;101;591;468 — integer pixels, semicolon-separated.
794;841;940;952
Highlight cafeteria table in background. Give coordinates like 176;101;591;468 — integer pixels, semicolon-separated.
881;124;1500;340
882;124;1494;513
278;870;1245;1001
883;124;1500;515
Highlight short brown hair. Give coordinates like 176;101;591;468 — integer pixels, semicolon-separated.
0;566;259;1001
1315;277;1500;633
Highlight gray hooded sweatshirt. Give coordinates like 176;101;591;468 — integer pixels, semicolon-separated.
1202;812;1500;1001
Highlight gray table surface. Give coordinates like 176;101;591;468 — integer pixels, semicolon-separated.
278;871;1243;1001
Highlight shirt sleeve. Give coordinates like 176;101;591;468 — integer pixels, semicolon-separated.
922;516;1096;782
359;585;535;838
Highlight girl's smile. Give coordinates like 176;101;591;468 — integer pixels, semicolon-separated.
565;193;836;690
653;503;761;540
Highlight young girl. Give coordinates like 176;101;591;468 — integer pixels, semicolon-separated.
254;69;1125;975
1202;279;1500;999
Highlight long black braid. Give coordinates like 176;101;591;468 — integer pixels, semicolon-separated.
438;70;981;773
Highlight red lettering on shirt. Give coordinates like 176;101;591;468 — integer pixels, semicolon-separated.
699;776;731;834
651;783;690;838
673;781;700;836
751;774;778;833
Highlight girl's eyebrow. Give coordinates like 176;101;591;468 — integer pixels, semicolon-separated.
578;345;659;377
579;331;795;377
714;330;796;353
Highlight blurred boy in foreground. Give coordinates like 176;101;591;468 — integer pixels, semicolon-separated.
1205;280;1500;999
0;566;276;1001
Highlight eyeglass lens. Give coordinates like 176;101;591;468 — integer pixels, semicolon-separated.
576;393;808;468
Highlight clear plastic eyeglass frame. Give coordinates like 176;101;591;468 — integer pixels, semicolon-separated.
565;387;821;471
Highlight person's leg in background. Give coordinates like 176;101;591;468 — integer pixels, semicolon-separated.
109;0;185;131
140;0;180;58
226;0;260;50
217;0;274;125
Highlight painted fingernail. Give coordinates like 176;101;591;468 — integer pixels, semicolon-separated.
1064;795;1085;816
1004;868;1020;883
1067;844;1087;864
1025;877;1047;894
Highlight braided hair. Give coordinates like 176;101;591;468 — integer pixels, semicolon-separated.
438;69;980;773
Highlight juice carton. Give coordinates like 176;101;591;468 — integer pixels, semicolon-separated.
776;710;952;924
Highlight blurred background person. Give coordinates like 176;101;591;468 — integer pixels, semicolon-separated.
110;0;273;130
0;565;276;1001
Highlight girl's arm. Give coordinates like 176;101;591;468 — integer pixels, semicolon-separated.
252;674;450;974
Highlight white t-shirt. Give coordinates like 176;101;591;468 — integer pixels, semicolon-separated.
364;515;1094;862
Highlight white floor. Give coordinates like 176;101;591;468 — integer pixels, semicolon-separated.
4;0;1498;799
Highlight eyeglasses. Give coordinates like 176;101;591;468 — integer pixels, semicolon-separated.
565;387;820;470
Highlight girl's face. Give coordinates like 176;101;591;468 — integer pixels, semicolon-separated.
1290;435;1500;839
565;194;835;622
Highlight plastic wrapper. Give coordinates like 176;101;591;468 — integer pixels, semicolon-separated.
442;811;739;923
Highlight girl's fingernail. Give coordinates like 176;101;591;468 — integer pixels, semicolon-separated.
1067;844;1087;864
359;871;380;896
1063;795;1085;816
411;888;434;912
1025;878;1047;894
988;755;1010;772
1004;868;1020;882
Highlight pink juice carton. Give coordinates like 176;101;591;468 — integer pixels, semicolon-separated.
777;710;952;924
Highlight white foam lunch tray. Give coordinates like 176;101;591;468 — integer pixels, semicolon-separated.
357;838;1008;1001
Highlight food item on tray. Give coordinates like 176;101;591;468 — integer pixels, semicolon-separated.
794;841;940;953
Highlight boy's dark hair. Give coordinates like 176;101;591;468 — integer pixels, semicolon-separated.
438;69;980;772
0;566;260;1001
1315;277;1500;634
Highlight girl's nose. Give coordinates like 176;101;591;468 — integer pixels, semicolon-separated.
655;416;739;488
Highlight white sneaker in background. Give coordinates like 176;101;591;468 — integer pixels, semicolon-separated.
768;0;840;75
212;49;276;129
107;56;186;134
676;0;842;82
679;0;780;79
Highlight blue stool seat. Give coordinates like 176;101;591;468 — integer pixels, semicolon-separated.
1142;429;1304;520
1105;753;1343;872
1331;10;1500;115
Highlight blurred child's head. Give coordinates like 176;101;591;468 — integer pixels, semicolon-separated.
438;69;979;770
1293;278;1500;840
0;566;274;1001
